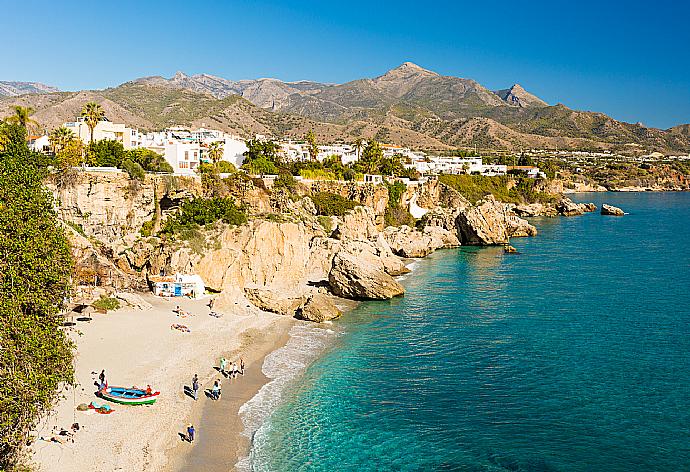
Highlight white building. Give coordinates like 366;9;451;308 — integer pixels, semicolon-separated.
63;118;141;148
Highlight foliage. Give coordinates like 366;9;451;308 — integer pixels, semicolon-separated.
273;171;297;191
0;125;74;470
299;168;337;180
162;197;247;235
92;296;121;312
140;219;155;237
81;102;105;144
48;127;75;155
317;215;333;233
310;192;358;216
0;121;9;152
357;140;384;174
125;148;173;173
214;160;236;173
439;174;556;204
55;139;84;169
86;139;125;167
518;153;534;166
243;156;278;175
207;140;224;164
65;220;86;237
384;181;415;227
5;106;39;135
305;130;319;161
121;159;145;180
242;139;280;174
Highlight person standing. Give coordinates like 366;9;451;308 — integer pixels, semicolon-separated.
187;424;195;442
232;362;238;379
192;374;199;401
212;380;221;400
220;357;227;376
240;358;245;375
98;370;106;390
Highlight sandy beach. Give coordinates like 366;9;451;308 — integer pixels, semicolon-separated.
29;293;290;472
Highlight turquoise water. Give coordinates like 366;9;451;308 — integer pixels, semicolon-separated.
249;193;690;471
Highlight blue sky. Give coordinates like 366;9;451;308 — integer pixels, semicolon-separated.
2;0;688;128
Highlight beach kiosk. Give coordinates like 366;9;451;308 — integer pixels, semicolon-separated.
150;273;205;298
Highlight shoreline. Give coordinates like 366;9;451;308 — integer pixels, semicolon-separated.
168;317;294;472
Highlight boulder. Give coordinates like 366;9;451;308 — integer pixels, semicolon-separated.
512;202;557;217
297;293;342;322
455;196;510;245
383;225;439;258
601;203;625;216
243;286;306;316
556;197;586;216
583;203;597;212
506;214;538;237
422;225;461;248
328;250;404;300
332;206;379;241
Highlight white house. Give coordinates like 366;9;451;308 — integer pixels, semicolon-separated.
63;118;140;148
150;273;205;298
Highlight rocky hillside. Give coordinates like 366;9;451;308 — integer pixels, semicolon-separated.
2;63;688;152
0;80;59;97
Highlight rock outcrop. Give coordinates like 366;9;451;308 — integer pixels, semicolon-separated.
601;204;625;216
328;249;404;300
455;196;511;245
243;286;306;316
297;293;342;322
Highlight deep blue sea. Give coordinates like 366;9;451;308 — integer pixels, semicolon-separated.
245;193;690;471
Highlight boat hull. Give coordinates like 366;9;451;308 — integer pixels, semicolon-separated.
99;387;160;405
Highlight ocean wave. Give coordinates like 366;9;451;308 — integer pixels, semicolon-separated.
236;322;340;471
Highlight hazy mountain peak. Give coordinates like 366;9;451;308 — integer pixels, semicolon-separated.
494;83;547;108
171;71;189;81
0;81;59;97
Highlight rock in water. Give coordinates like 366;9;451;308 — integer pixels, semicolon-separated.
455;196;510;245
601;204;625;216
328;250;404;300
243;286;306;316
556;197;586;216
298;293;342;322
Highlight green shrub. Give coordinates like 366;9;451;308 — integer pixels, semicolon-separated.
317;215;333;233
125;148;173;173
274;172;297;191
162;197;247;234
310;192;359;216
121;159;145;180
215;160;236;173
86;139;125;167
66;220;86;237
92;296;121;312
299;168;337;181
439;174;558;205
140;219;155;237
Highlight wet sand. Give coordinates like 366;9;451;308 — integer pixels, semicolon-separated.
169;318;293;472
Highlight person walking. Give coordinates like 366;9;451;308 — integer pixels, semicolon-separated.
240;358;245;375
220;357;227;376
187;424;195;442
98;370;107;390
232;362;238;379
212;380;221;400
192;374;200;401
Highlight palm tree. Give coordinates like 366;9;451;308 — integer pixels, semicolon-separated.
49;126;75;154
81;102;105;144
208;140;224;164
352;138;364;161
6;105;39;135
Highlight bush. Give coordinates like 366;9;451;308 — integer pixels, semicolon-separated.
92;296;121;312
439;174;557;204
274;172;297;191
125;148;173;173
299;168;337;181
317;215;333;233
86;139;125;167
384;181;415;227
310;192;359;216
121;159;145;180
162;197;247;234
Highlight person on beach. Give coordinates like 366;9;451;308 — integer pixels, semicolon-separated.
192;374;199;401
240;358;245;375
211;380;221;400
232;362;238;379
187;424;195;442
220;357;227;376
98;370;106;390
174;305;180;314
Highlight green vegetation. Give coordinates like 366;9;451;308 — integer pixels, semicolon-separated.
317;215;333;233
439;174;557;205
92;296;121;312
310;192;359;216
305;130;319;161
384;181;415;227
81;102;105;144
162;197;247;235
5;105;39;135
121;159;146;180
126;148;173;173
0;124;74;470
241;139;280;175
86;139;126;167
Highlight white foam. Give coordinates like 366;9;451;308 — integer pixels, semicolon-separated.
236;322;340;471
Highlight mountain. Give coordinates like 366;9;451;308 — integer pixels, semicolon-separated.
1;64;688;153
0;81;59;97
494;84;548;108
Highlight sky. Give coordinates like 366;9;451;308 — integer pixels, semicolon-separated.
1;0;688;129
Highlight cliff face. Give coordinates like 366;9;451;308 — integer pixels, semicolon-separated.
53;171;542;321
47;172;202;244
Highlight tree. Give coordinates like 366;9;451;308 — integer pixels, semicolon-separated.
124;148;173;173
242;139;280;174
86;139;125;167
306;130;319;161
55;139;84;169
0;124;74;469
0;121;9;152
359;140;384;174
352;138;364;161
49;127;75;154
208;140;224;164
81;102;105;144
518;153;534;166
6;105;39;135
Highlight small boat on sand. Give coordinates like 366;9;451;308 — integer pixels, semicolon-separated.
98;386;160;405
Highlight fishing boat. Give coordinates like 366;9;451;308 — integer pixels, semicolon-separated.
98;386;160;405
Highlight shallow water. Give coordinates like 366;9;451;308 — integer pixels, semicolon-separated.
249;192;690;471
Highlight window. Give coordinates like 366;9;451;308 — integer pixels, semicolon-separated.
185;151;189;160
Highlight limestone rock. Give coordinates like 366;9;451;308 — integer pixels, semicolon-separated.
244;286;306;316
422;225;461;248
506;214;538;237
298;293;342;322
512;202;557;217
115;292;153;310
455;196;510;245
328;249;404;300
332;206;379;241
383;225;444;258
556;197;587;216
601;203;625;216
583;203;597;212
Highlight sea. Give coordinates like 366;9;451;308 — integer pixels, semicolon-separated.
238;192;690;471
